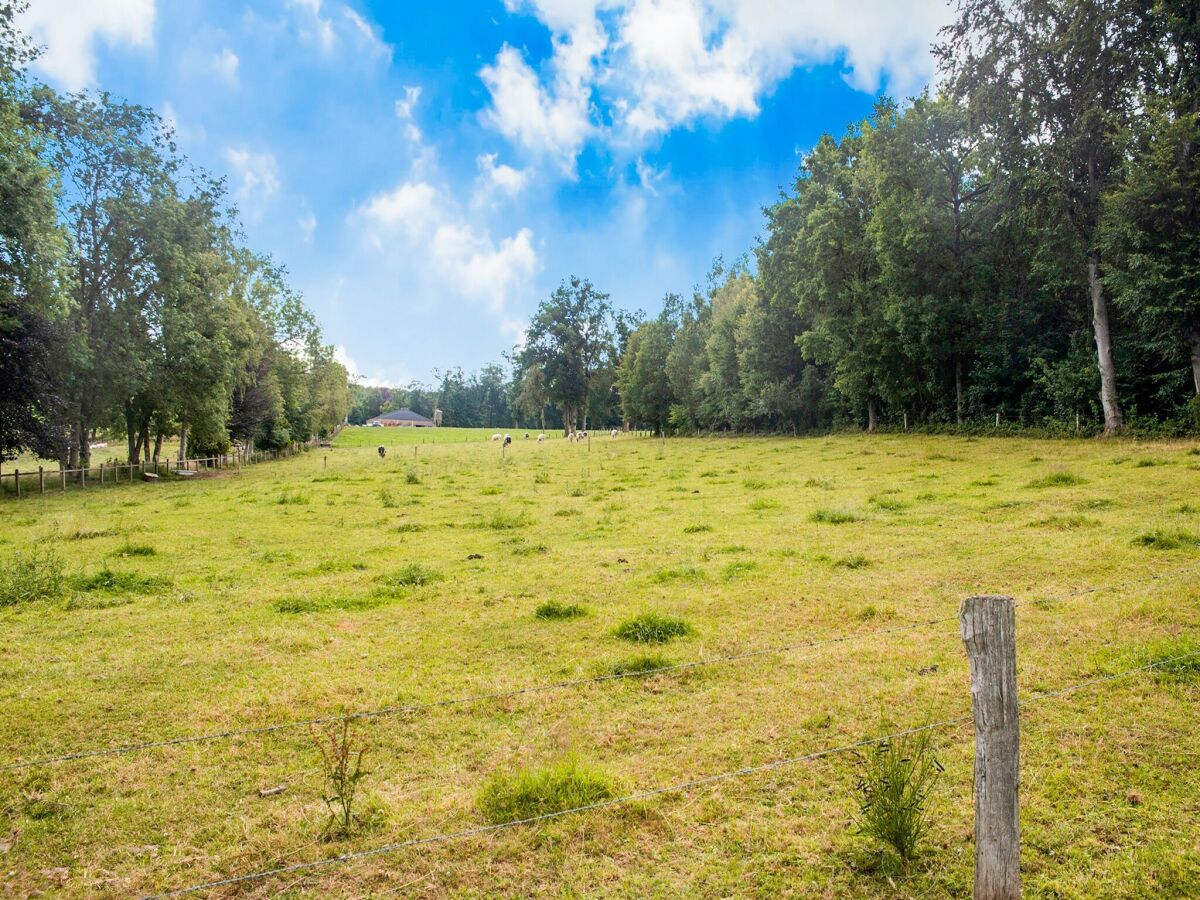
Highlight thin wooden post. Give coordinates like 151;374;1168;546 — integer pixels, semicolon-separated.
324;454;327;470
960;595;1020;900
100;464;105;485
61;467;66;492
995;411;1001;427
39;466;45;495
14;469;20;499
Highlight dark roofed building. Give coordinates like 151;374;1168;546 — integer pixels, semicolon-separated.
367;408;435;427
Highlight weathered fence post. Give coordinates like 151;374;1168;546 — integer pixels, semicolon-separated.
60;467;66;492
39;466;45;495
960;595;1020;900
14;469;20;499
324;454;327;470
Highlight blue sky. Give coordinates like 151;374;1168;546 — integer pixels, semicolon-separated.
20;0;949;387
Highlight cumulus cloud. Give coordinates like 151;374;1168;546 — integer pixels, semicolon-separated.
477;153;531;197
394;86;423;142
351;180;539;332
487;0;947;158
222;147;280;219
18;0;156;92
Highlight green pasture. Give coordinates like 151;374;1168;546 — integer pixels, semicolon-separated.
0;433;1198;897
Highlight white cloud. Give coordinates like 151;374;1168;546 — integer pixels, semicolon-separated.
635;156;667;195
333;344;405;387
18;0;156;92
351;180;540;331
298;212;318;243
287;0;391;60
479;16;604;173
477;153;531;197
394;86;423;142
212;48;239;84
487;0;947;160
222;147;280;219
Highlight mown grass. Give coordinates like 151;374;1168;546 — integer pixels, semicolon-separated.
0;430;1198;898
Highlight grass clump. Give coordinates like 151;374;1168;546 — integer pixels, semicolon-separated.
1132;529;1200;550
809;507;863;524
682;523;712;534
833;554;871;569
1026;471;1086;489
1029;514;1099;530
534;600;587;620
720;560;757;581
405;467;421;485
649;563;703;583
804;477;834;490
68;527;119;541
869;495;907;511
615;612;693;643
477;759;618;825
607;652;673;677
378;564;441;591
748;497;780;511
111;542;156;557
74;568;169;594
512;542;549;556
0;545;66;606
854;729;942;868
393;522;424;533
482;510;530;530
379;489;396;509
276;490;310;505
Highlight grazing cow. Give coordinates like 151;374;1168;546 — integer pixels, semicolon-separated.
491;433;502;442
524;432;530;439
578;430;588;441
611;429;618;438
377;445;386;458
503;433;512;446
537;433;546;443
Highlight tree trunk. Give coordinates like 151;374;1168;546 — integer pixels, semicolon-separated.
152;429;163;466
68;421;80;470
79;423;90;472
1087;252;1124;434
125;403;138;464
178;419;189;461
866;396;878;433
955;353;964;426
1190;324;1200;396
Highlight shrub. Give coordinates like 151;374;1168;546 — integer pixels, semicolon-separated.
535;600;587;620
1133;529;1200;550
0;545;66;606
405;467;421;484
615;612;692;643
1026;471;1086;489
477;759;617;825
854;729;942;868
809;507;863;524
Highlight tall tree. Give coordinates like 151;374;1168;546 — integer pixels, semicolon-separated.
937;0;1157;433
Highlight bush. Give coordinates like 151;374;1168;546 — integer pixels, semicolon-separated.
615;612;692;643
535;600;586;620
477;759;617;825
854;729;942;868
0;545;65;606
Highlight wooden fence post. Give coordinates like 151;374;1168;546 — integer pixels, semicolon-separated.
39;466;45;495
14;469;20;499
61;468;66;492
960;595;1021;900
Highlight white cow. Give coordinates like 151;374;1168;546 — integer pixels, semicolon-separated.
491;433;502;442
611;429;619;438
537;433;546;443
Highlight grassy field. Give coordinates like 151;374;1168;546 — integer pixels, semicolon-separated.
1;432;1198;897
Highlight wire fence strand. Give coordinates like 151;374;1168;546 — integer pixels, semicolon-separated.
7;559;1199;773
143;647;1200;899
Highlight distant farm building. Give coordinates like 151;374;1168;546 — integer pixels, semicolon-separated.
366;408;436;427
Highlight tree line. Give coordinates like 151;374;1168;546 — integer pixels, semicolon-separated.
1;2;350;468
358;0;1197;438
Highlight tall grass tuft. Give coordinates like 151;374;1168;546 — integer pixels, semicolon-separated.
0;545;66;606
1026;471;1086;489
607;652;673;677
615;612;692;643
534;599;587;620
1133;529;1200;550
809;507;863;524
477;759;617;825
854;729;943;868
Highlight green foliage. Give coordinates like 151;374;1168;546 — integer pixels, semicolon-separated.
614;612;693;643
1132;529;1200;551
854;729;943;866
311;721;370;838
477;759;617;825
0;544;65;605
534;600;587;620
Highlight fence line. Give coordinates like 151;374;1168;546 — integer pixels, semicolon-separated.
143;647;1200;899
7;558;1198;773
0;434;339;500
